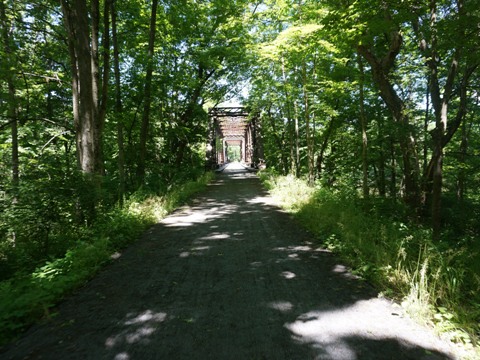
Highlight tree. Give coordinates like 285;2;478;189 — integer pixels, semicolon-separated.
355;9;421;209
323;0;480;238
111;0;126;203
416;0;478;240
136;0;158;186
60;0;109;176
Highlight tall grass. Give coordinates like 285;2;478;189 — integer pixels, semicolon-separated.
260;170;480;354
0;172;214;346
259;171;315;211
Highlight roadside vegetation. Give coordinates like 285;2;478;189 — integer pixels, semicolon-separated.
0;172;213;346
260;170;479;357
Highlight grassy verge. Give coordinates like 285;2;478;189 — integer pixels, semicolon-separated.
0;172;214;347
260;170;479;358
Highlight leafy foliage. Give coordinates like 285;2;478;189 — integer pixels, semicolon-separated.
261;172;480;351
0;172;213;346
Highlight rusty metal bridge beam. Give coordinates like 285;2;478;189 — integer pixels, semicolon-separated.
207;106;262;169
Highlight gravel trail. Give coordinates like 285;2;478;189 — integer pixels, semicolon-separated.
1;165;459;359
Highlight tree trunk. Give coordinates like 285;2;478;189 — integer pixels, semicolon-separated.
173;68;215;168
281;56;296;176
294;102;300;177
267;106;288;173
316;116;336;180
137;0;158;186
423;76;430;174
0;0;19;189
376;119;386;197
457;110;470;202
389;139;396;199
61;0;98;175
431;129;443;241
302;62;314;186
358;54;369;198
425;0;465;241
457;95;477;203
94;0;111;175
288;115;295;175
358;36;420;209
111;0;125;205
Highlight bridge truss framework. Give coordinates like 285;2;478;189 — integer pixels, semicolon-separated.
207;107;263;169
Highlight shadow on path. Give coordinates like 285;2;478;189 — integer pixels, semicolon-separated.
1;168;456;359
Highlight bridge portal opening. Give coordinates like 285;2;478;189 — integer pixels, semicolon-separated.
207;107;263;169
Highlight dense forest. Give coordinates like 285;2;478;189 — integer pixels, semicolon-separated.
1;0;479;352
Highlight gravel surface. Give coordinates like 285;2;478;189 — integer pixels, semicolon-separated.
1;165;460;359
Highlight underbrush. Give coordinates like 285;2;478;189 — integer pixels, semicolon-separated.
0;171;213;347
259;171;315;210
260;170;480;356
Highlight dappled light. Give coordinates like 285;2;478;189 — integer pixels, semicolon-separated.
268;301;294;313
162;203;239;228
114;352;129;360
105;310;167;353
197;233;231;241
281;271;296;279
332;265;361;281
247;195;277;206
284;299;452;360
1;165;459;359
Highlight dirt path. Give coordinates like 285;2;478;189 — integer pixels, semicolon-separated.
1;166;460;359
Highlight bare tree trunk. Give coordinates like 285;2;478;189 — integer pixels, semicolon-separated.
61;0;104;222
91;0;100;123
431;132;443;241
427;60;473;240
9;88;18;187
173;67;214;167
429;0;446;242
61;3;80;167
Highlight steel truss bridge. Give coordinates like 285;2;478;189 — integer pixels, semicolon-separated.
207;107;264;169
